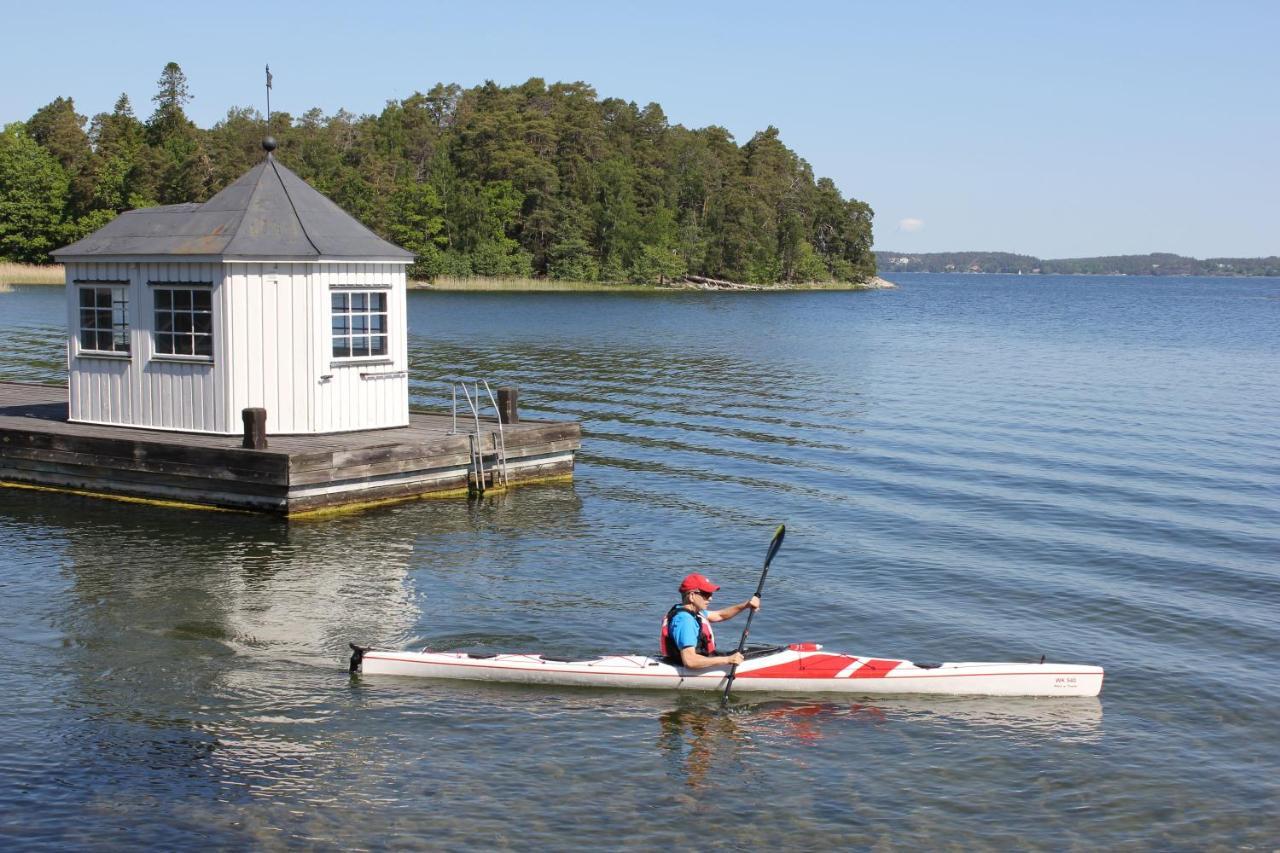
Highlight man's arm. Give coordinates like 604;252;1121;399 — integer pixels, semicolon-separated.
707;595;761;623
679;646;744;669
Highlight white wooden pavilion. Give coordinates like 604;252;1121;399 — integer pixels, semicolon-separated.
52;146;414;435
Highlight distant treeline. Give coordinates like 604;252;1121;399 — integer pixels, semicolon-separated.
878;251;1280;277
0;63;875;284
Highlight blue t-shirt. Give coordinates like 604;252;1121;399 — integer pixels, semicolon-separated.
669;608;711;652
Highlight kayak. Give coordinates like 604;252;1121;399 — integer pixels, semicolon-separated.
349;643;1104;698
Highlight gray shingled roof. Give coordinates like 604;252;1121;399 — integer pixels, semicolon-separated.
53;157;413;261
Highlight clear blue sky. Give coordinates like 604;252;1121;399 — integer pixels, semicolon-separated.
3;0;1276;258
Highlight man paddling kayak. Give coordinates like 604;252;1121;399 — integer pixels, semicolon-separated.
659;573;761;669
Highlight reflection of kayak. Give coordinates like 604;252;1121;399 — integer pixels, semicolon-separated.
349;643;1104;697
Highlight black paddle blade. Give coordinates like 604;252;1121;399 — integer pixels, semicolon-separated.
764;525;785;567
751;525;785;598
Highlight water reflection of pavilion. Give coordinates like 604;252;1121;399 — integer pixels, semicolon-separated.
4;492;429;814
7;484;588;809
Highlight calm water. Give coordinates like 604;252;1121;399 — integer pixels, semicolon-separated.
0;274;1277;849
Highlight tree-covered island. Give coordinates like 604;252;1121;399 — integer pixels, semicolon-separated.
0;63;877;287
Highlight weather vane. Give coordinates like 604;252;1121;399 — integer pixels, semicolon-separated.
265;64;273;126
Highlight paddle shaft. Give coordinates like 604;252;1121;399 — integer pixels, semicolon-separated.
732;573;769;652
720;525;785;708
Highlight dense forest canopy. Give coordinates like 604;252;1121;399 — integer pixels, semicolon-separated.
0;63;876;284
878;251;1280;277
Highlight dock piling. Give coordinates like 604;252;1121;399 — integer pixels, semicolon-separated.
242;408;268;450
497;387;519;424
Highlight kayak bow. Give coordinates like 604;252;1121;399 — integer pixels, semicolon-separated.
349;643;1103;698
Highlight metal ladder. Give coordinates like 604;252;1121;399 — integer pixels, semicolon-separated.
450;379;509;494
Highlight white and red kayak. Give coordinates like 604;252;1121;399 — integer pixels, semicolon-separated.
349;643;1103;697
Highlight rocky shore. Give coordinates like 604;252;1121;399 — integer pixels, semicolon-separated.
670;274;896;291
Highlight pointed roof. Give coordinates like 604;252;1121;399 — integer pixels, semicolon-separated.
53;157;412;261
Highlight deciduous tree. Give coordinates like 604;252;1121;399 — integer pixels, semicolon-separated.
0;122;70;263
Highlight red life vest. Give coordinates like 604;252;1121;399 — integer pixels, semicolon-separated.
659;604;716;663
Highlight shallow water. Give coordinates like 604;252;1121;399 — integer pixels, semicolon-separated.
0;274;1277;848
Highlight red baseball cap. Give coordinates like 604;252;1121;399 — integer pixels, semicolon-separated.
679;573;721;594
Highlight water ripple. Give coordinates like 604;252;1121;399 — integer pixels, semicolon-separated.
1;277;1278;848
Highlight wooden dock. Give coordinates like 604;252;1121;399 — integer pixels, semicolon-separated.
0;382;580;515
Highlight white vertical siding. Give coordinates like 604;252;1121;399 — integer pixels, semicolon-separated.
140;260;223;433
224;262;317;434
67;260;227;433
313;262;409;434
67;260;133;425
67;258;407;435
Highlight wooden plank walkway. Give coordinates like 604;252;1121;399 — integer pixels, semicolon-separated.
0;382;580;515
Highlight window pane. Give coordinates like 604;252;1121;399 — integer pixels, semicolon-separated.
351;336;370;356
352;315;367;333
113;331;130;351
370;314;386;334
370;292;387;312
332;292;347;311
155;290;171;309
371;335;387;356
332;318;348;335
194;335;213;357
193;290;211;311
175;335;194;355
174;313;193;333
193;313;212;334
351;292;367;311
80;330;96;349
173;290;191;310
155;333;173;354
97;289;112;308
97;309;112;329
332;340;349;358
80;289;95;308
80;308;97;330
156;312;172;332
97;331;114;350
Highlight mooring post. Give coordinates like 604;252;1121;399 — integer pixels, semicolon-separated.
242;407;268;449
496;387;519;424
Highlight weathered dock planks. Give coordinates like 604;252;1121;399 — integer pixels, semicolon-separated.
0;382;580;515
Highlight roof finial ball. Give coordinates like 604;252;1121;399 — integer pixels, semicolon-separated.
262;136;278;154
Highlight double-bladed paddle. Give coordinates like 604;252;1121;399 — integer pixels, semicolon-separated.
720;524;786;709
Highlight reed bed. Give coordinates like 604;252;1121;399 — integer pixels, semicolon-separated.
0;263;64;286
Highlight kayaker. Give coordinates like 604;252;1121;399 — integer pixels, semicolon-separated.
660;573;761;669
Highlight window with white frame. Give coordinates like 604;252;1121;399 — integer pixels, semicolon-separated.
153;287;213;357
331;291;389;358
77;285;130;354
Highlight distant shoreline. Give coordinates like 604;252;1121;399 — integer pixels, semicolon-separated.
11;262;1280;291
877;251;1280;277
885;270;1280;279
0;264;895;292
